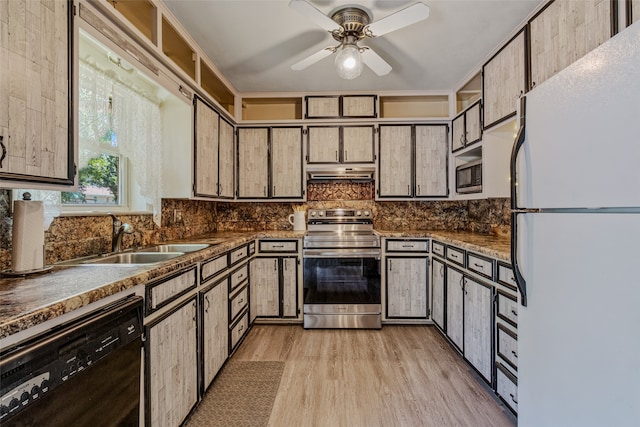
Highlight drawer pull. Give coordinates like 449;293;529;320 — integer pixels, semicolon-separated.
511;309;518;317
402;244;414;248
238;298;244;304
474;263;484;269
237;273;244;280
511;350;518;358
510;393;518;404
272;245;285;248
238;325;244;332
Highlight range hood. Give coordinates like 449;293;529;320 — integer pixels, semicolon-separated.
306;165;375;182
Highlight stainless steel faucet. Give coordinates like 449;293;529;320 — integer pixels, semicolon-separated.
109;214;134;253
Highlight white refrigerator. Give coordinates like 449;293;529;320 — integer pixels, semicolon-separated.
512;22;640;427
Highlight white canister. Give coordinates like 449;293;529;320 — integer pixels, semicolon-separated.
288;212;306;231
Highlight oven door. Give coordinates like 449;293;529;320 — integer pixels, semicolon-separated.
303;249;382;328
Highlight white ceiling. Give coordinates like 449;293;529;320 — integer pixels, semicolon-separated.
163;0;543;94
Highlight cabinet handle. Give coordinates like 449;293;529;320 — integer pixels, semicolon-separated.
205;295;210;312
474;263;484;269
389;260;392;271
273;185;276;195
459;276;464;290
407;184;410;195
439;265;444;275
219;183;223;194
0;135;5;168
460;134;465;144
417;184;421;195
264;186;267;196
274;259;277;271
284;260;288;271
344;150;348;161
510;393;518;404
511;350;518;358
335;150;338;161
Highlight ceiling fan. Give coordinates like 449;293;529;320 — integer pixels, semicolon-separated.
289;0;430;79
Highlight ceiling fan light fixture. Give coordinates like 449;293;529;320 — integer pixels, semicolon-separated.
335;42;363;80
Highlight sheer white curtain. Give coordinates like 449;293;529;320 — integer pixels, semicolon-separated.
79;61;163;225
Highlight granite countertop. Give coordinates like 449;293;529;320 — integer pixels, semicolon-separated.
0;229;507;340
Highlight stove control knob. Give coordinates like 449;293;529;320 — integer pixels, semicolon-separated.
364;210;371;217
356;211;362;216
318;211;324;217
310;211;316;217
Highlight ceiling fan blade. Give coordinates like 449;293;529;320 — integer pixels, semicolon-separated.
291;47;334;71
365;3;430;37
361;47;392;76
289;0;339;32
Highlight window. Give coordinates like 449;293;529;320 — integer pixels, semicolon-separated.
60;32;163;221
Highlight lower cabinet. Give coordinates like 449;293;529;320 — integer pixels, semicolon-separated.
145;297;198;427
445;266;465;351
385;256;429;319
229;262;250;353
431;258;446;330
463;277;493;382
250;256;299;319
201;277;229;392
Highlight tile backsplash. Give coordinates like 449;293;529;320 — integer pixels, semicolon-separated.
0;185;510;271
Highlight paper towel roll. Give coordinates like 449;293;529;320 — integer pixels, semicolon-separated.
11;200;45;272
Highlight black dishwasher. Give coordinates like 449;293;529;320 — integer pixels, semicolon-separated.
0;295;143;426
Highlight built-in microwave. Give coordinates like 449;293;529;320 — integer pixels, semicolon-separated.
456;159;482;193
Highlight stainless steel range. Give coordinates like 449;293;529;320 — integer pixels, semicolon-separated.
303;208;381;329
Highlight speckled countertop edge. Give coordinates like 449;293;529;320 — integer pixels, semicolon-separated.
0;229;507;339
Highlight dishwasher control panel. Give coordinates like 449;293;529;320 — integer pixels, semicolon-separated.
0;297;142;422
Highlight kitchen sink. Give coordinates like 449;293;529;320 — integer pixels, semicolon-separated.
64;252;185;266
144;243;210;253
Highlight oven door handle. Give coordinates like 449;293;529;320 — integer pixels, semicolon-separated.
303;249;381;259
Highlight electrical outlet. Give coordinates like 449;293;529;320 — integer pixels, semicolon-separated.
173;209;183;224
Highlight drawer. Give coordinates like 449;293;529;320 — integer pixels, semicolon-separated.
230;311;249;351
385;239;429;252
229;285;248;322
497;290;518;327
497;323;518;370
230;245;248;265
467;252;494;279
432;241;445;257
259;240;298;253
201;253;229;283
496;363;518;414
497;261;517;291
446;246;465;266
229;263;249;292
146;267;197;313
249;241;256;256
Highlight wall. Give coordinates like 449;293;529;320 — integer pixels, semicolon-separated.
0;185;510;271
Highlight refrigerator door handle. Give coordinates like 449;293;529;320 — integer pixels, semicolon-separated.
510;96;526;210
511;210;528;307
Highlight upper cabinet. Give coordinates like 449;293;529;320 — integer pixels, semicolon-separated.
307;125;375;164
482;29;526;130
305;95;377;119
529;0;616;89
0;0;75;188
237;126;304;200
415;125;449;197
193;96;234;199
452;101;482;152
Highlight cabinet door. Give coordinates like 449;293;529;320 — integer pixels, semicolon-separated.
463;277;493;382
386;257;429;318
271;127;303;198
529;0;613;88
147;298;198;427
218;118;235;198
483;29;526;129
451;113;465;152
202;280;228;391
431;258;446;330
465;102;482;144
415;125;448;197
446;267;464;351
342;126;375;163
249;257;280;316
0;0;73;186
378;125;412;197
282;257;299;318
194;97;219;197
237;127;269;198
308;126;340;163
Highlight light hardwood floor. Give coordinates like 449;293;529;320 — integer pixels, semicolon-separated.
232;325;516;427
